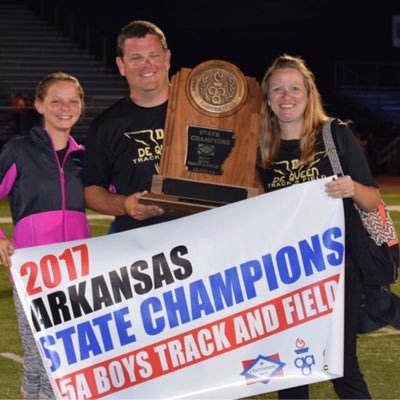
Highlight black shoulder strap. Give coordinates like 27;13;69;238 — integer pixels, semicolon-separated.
322;119;344;176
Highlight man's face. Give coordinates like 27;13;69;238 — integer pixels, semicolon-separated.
116;34;171;100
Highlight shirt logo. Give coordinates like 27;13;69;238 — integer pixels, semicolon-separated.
123;129;164;170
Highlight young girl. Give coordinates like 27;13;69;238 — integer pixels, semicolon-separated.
0;72;90;399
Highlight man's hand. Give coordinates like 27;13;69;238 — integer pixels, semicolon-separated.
124;191;164;220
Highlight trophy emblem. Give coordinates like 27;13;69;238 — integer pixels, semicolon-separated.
186;60;248;117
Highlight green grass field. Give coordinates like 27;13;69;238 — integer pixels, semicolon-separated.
0;195;399;400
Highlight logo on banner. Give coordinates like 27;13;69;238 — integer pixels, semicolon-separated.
241;354;285;384
293;338;316;375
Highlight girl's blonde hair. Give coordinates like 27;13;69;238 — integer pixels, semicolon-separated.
35;72;84;107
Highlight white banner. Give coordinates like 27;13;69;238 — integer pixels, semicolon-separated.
11;177;345;399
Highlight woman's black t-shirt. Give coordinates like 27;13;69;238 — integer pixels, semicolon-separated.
257;119;377;259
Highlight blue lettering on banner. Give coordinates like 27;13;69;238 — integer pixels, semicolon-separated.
37;226;344;372
276;246;302;284
322;227;343;266
140;227;344;336
39;307;136;372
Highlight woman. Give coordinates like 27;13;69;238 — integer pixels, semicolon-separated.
0;72;90;399
257;54;380;399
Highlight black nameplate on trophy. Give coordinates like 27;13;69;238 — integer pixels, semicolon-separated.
158;177;250;204
185;125;235;175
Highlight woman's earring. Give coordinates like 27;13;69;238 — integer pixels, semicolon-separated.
267;100;271;107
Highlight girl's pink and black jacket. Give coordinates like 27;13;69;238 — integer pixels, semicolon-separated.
0;126;90;249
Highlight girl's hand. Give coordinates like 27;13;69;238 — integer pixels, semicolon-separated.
0;238;14;267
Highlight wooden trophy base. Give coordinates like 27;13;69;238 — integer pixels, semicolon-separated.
139;175;258;217
139;193;215;218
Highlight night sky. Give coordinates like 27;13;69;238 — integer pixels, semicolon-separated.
63;0;400;96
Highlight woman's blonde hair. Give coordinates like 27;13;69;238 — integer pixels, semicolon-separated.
259;54;330;168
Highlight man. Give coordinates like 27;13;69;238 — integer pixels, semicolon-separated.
84;20;174;232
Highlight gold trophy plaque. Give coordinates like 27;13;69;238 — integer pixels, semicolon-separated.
140;60;262;217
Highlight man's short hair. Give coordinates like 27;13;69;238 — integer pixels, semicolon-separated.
117;20;168;57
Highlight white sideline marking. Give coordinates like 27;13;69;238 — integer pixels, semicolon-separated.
367;326;400;337
0;352;23;364
0;207;397;223
0;214;114;223
85;214;114;220
0;206;396;224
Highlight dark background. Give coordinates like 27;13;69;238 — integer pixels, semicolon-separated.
62;0;400;101
15;0;400;173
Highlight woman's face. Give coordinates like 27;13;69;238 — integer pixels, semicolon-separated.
268;67;308;126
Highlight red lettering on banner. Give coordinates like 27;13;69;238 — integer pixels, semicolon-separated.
20;244;90;296
55;275;339;398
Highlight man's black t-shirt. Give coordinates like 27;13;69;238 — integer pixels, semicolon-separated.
84;97;174;232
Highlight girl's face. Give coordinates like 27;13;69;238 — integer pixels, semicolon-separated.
268;68;308;126
35;81;82;135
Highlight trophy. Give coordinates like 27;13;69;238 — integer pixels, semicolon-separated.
140;59;262;217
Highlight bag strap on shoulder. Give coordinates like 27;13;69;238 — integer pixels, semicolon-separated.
322;119;344;176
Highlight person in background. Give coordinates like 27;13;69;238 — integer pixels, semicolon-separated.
20;93;40;135
257;54;380;399
0;72;90;400
84;20;175;233
10;91;26;134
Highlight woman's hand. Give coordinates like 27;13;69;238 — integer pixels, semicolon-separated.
325;175;380;211
0;238;14;267
325;175;355;199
